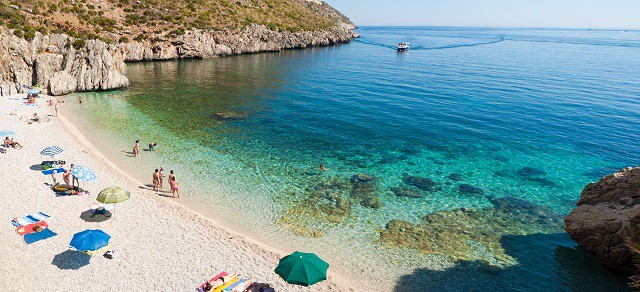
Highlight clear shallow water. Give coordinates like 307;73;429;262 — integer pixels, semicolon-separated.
66;27;640;290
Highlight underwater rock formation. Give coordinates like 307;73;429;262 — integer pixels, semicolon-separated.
390;185;425;198
402;175;438;191
458;184;485;195
378;196;563;265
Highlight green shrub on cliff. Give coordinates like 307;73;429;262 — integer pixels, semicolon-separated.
0;0;348;42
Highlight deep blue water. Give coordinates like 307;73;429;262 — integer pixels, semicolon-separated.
68;27;640;290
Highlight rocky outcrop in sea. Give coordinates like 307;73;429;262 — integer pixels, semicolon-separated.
565;166;640;272
0;24;357;97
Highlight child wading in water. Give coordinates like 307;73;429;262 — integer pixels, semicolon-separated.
170;176;179;198
133;140;140;157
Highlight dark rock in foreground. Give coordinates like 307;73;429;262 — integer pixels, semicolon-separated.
457;184;484;195
390;185;425;198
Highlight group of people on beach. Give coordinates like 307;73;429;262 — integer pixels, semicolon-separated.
134;140;180;198
152;167;179;198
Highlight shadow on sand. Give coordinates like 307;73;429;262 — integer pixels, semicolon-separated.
52;250;91;270
393;233;631;291
79;209;111;223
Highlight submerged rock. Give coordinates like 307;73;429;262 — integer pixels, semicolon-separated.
360;196;383;209
448;173;464;181
565;166;640;272
457;184;485;195
211;111;248;120
378;197;563;265
402;175;438;191
390;185;425;198
517;167;547;177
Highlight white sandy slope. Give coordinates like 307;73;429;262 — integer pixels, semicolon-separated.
0;94;355;292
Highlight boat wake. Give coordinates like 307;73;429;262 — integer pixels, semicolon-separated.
355;37;506;51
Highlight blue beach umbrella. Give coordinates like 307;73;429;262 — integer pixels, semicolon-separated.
71;165;97;182
27;89;40;94
41;146;64;158
0;130;15;136
70;229;110;252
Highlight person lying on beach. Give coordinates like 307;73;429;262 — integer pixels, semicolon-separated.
152;169;160;191
48;100;54;106
133;140;140;157
4;137;23;149
149;142;157;151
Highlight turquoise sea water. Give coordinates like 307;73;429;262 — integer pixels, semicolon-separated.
66;27;640;290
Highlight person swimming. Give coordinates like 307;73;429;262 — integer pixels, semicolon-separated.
319;164;327;170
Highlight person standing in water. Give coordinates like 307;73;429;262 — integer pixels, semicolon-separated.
133;140;140;157
79;96;83;104
152;169;160;191
54;102;59;117
170;176;179;198
158;167;165;190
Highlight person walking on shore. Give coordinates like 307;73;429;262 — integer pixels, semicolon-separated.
133;140;140;157
159;167;165;190
170;176;179;198
152;169;160;191
54;102;59;117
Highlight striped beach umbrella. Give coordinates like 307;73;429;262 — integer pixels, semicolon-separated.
0;130;15;136
41;146;64;158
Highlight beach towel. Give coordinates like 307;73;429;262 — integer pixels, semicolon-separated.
231;279;253;292
42;168;65;175
223;278;246;291
212;277;239;292
16;221;49;236
11;212;51;227
199;272;229;292
23;229;56;244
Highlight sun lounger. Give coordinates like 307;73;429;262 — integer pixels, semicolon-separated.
23;229;57;244
11;212;51;227
198;272;229;292
16;221;49;236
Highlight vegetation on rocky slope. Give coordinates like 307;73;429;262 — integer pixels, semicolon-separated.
0;0;350;44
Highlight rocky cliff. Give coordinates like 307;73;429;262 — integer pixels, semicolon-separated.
0;0;357;96
565;166;640;272
0;29;128;96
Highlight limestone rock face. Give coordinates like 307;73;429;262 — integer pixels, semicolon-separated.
565;166;640;272
0;29;129;96
48;71;77;96
119;25;356;62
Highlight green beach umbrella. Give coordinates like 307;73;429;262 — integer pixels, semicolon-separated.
275;251;329;286
97;186;130;204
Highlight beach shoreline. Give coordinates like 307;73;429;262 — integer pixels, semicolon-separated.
0;94;358;291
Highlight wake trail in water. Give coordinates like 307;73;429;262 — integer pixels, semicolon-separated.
354;37;506;51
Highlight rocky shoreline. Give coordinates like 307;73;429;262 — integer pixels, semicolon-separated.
0;24;357;96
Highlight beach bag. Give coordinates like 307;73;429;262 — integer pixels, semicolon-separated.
104;250;115;259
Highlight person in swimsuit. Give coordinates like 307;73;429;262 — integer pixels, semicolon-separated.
133;140;140;157
152;169;160;191
63;164;73;187
170;176;179;198
54;102;59;117
148;142;157;151
79;96;83;104
158;167;165;190
4;137;23;149
319;164;327;170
